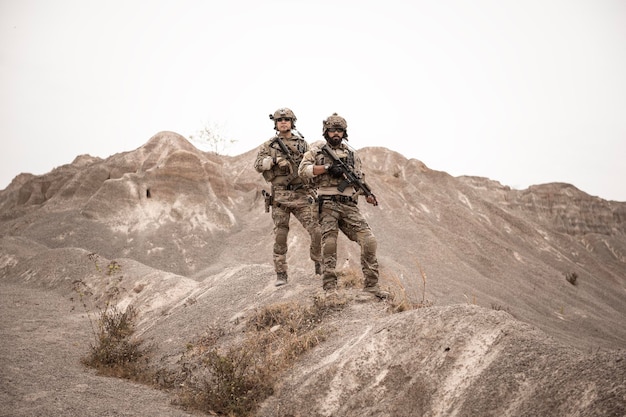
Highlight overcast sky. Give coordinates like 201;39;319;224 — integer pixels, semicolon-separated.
2;0;625;201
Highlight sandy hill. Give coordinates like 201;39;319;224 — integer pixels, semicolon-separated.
1;131;624;417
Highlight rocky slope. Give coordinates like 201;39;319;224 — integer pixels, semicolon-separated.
1;131;625;416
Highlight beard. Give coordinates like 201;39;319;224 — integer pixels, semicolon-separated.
327;136;342;147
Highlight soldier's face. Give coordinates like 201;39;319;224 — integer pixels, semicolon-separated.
326;128;344;146
276;118;292;133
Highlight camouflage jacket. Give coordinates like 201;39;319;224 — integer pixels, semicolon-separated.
254;133;310;190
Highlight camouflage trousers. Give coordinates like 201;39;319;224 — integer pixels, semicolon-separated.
271;189;322;274
318;198;379;289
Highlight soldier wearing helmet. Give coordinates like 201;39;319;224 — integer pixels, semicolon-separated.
269;108;297;130
322;112;349;142
254;108;322;286
298;112;387;299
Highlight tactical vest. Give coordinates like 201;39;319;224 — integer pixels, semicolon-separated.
263;136;308;186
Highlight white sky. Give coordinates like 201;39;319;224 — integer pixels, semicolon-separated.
2;0;625;201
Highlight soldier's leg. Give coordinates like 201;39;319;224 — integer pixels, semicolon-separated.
292;201;322;273
339;205;380;288
319;202;340;290
272;205;291;284
356;229;379;288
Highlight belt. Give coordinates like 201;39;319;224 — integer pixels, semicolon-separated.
319;195;356;204
274;184;304;191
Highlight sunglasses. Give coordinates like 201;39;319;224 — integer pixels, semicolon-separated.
275;117;292;122
327;128;344;133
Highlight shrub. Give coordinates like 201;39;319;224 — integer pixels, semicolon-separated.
75;255;152;382
194;343;276;416
81;304;152;381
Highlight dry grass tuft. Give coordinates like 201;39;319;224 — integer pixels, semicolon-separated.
337;267;364;289
173;295;348;416
382;259;433;313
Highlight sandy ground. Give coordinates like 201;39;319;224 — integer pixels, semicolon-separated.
0;281;195;417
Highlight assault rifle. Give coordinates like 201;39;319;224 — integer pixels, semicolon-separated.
321;144;378;206
273;137;296;165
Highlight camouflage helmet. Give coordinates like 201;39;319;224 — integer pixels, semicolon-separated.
323;112;348;139
269;107;297;129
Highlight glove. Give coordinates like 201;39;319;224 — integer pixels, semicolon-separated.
276;157;290;169
327;164;344;179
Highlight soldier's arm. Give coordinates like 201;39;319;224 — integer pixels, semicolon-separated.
254;143;274;173
298;150;317;179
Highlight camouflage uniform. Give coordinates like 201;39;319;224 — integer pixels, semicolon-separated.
254;108;322;285
298;113;381;295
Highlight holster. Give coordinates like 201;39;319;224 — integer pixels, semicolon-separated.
262;189;273;213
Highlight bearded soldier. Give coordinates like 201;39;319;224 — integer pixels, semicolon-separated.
298;112;387;299
254;108;322;286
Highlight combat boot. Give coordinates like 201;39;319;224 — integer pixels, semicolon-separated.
275;272;288;287
315;261;323;275
322;282;339;301
363;284;389;300
322;281;337;292
322;270;337;291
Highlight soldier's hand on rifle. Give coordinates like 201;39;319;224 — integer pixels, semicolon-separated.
327;164;344;179
366;195;379;206
275;157;290;169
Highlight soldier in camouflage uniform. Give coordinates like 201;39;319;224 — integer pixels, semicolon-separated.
254;108;322;286
298;113;386;298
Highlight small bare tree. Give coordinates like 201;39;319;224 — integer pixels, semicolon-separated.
188;121;237;155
